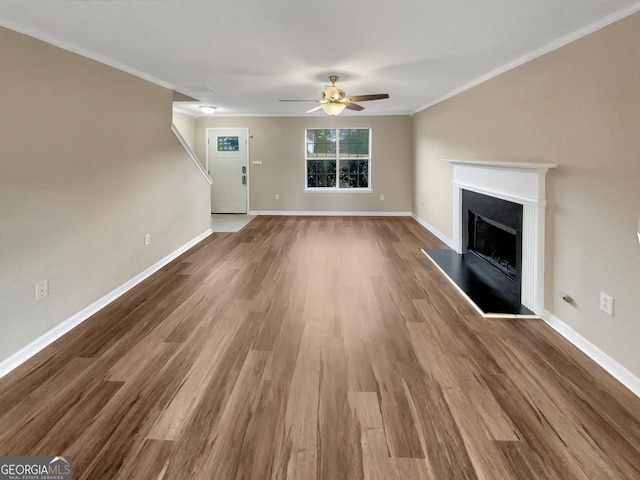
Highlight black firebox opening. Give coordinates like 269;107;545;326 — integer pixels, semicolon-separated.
460;189;524;310
424;189;531;316
469;213;518;281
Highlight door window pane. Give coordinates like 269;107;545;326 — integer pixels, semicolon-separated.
218;136;239;151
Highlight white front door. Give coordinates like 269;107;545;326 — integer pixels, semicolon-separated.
207;129;248;213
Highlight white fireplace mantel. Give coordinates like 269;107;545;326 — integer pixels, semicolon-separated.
442;159;557;315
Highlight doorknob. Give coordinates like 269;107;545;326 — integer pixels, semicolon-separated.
242;165;246;174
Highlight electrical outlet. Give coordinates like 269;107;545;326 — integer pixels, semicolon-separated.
275;194;279;200
600;292;614;316
380;194;385;200
36;280;48;301
144;234;151;246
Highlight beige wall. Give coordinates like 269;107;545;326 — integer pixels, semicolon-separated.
172;111;198;154
0;27;211;363
193;115;413;213
413;13;640;377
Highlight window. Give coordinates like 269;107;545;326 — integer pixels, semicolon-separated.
305;128;370;189
217;136;239;151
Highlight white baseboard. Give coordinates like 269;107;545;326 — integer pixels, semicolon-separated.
249;210;412;217
542;310;640;398
0;228;213;380
411;213;455;249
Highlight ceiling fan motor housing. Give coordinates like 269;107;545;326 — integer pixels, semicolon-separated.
322;86;345;101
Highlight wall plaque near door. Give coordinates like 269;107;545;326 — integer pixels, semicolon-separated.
217;136;239;151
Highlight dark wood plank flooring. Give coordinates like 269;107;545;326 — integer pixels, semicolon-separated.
1;216;639;479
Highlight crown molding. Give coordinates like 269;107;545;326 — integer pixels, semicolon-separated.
415;3;640;113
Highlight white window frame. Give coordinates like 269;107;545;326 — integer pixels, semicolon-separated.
304;128;372;192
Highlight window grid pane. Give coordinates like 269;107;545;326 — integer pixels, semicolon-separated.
307;159;337;188
217;136;239;151
339;159;369;188
306;128;369;189
339;129;370;158
306;129;336;158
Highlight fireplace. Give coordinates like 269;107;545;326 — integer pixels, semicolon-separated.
424;159;556;316
469;214;518;280
462;189;523;307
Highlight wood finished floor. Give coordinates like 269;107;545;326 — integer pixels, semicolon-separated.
1;216;639;480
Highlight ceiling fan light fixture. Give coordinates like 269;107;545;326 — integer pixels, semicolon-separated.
321;102;346;116
323;86;344;101
199;105;217;114
279;75;388;115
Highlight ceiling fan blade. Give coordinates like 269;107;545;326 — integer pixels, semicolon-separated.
345;93;389;102
345;102;365;111
306;105;323;113
279;99;321;102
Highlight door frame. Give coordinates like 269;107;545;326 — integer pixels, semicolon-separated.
205;127;251;214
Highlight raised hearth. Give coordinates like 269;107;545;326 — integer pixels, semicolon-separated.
424;248;533;315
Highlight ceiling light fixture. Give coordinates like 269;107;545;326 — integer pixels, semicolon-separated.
321;102;346;116
199;105;217;114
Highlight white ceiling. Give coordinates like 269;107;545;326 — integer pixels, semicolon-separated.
1;0;638;117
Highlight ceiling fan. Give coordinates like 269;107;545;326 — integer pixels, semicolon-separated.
280;75;389;115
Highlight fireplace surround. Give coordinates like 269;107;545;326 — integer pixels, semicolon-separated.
438;159;556;315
